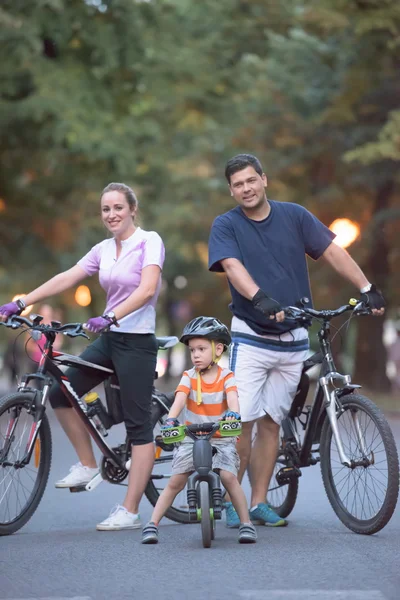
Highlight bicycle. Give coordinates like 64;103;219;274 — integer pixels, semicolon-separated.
161;419;242;548
264;298;399;535
0;313;180;536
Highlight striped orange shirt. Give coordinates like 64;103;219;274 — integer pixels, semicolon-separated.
176;366;237;435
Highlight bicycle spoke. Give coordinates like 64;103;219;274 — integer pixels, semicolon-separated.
327;401;391;522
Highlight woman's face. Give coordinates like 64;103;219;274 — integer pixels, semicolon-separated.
101;191;136;238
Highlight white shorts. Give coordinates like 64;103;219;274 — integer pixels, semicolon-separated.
230;318;309;425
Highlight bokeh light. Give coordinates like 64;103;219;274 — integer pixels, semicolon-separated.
12;294;32;316
75;285;91;307
330;218;360;249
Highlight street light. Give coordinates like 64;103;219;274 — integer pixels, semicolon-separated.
75;285;91;307
329;218;360;249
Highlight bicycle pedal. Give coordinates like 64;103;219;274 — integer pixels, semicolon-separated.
68;485;87;493
276;466;302;486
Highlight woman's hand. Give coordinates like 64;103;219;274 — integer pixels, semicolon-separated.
0;301;22;320
84;316;111;333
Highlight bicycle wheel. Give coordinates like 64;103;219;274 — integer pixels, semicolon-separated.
0;393;52;536
320;393;399;535
199;481;212;548
267;452;299;518
145;403;190;524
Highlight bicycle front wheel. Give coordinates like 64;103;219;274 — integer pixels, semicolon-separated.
320;393;399;535
0;393;52;536
199;481;212;548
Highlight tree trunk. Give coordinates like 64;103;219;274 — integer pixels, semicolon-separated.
353;182;392;392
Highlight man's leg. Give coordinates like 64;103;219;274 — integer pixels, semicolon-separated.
249;414;280;506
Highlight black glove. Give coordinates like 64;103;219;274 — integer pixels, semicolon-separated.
252;289;282;318
360;284;386;311
162;417;180;429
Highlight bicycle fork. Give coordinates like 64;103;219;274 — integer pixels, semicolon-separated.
320;374;354;467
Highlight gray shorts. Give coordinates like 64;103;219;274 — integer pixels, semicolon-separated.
171;441;239;476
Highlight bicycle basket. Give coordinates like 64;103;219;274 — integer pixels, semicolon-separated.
104;374;124;426
161;425;186;444
219;420;242;437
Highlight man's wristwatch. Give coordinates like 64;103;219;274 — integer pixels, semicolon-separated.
103;311;119;327
16;298;26;311
360;283;372;293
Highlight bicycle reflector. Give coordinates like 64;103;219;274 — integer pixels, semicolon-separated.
219;420;242;437
161;425;186;443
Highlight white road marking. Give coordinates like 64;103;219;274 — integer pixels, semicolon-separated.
239;591;386;600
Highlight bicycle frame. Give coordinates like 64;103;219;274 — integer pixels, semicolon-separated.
282;308;362;469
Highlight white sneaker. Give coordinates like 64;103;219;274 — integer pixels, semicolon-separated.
96;504;141;531
55;462;99;488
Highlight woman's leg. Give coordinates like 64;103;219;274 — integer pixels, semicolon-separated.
49;336;113;467
111;332;158;514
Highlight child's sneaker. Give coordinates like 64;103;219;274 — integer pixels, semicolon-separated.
250;502;288;527
238;523;257;543
55;462;99;488
96;505;141;531
223;501;240;528
142;521;159;544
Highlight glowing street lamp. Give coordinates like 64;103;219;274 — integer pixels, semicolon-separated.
12;294;32;316
329;218;360;249
75;285;91;307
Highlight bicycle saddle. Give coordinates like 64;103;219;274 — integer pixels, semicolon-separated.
156;336;179;349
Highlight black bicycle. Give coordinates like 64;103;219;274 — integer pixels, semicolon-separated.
265;299;399;535
161;420;241;547
0;313;181;536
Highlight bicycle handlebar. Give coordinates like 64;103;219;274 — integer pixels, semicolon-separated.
0;315;89;339
282;300;371;322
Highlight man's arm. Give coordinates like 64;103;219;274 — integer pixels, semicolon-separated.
220;258;284;322
322;242;384;315
220;258;259;299
322;242;369;290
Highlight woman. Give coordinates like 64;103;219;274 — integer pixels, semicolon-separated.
0;182;165;531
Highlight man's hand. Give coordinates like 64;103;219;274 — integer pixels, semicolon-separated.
252;289;285;323
360;284;385;316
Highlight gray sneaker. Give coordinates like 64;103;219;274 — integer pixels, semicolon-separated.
142;521;159;544
238;523;257;543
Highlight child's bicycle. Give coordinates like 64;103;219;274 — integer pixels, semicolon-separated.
264;299;399;535
161;419;241;548
0;313;179;536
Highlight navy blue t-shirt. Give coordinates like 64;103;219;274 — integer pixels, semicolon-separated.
208;201;335;335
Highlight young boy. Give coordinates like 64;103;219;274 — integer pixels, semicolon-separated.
142;316;257;544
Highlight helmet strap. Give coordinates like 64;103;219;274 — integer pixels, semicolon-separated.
196;341;221;405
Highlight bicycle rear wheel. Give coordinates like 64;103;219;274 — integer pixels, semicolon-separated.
0;393;52;536
266;453;299;518
320;393;399;535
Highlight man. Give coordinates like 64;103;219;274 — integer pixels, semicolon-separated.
208;153;385;528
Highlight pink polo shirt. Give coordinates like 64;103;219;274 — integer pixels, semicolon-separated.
77;228;165;334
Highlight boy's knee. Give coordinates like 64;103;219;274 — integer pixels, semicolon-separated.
169;475;187;493
220;470;236;487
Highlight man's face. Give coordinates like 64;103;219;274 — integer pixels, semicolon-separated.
229;166;267;211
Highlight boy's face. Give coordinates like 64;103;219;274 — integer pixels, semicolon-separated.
188;338;224;371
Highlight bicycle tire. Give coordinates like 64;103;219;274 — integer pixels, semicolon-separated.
199;481;212;548
0;392;52;536
144;402;190;524
320;393;399;535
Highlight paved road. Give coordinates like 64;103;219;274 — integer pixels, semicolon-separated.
1;410;399;600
